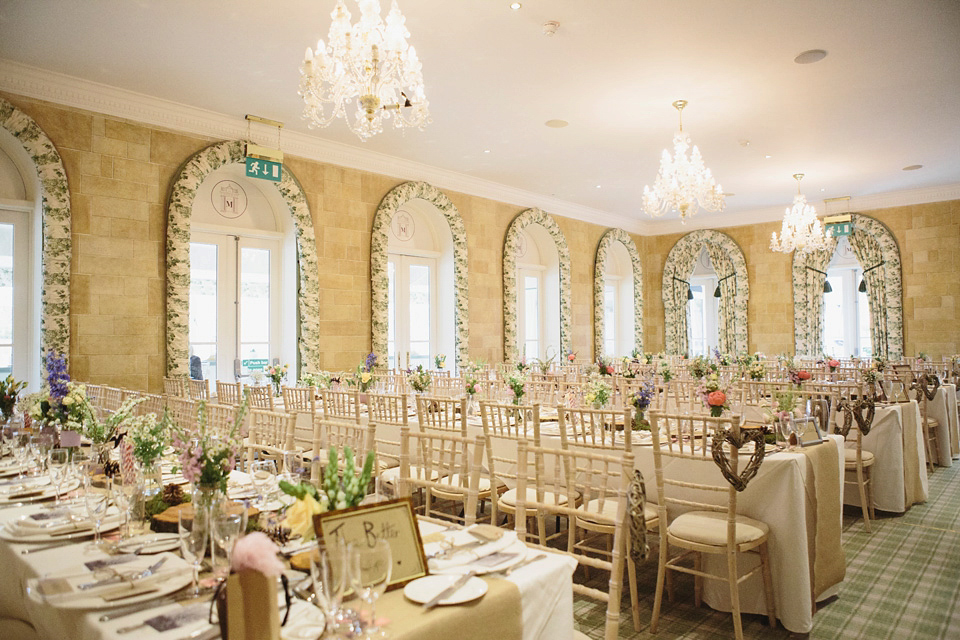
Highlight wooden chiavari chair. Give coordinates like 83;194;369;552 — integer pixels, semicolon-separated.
479;401;539;536
912;372;941;472
204;402;239;437
321;389;361;424
98;386;125;414
134;392;165;417
246;385;275;411
311;417;378;483
216;381;243;406
186;378;210;401
163;376;186;397
558;405;632;453
166;396;197;433
834;396;877;532
246;409;296;472
416;395;467;436
282;386;317;452
648;411;775;640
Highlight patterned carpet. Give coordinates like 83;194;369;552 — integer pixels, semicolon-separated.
573;460;960;639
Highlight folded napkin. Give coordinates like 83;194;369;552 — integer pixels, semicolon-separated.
426;527;518;572
38;566;182;604
12;517;94;537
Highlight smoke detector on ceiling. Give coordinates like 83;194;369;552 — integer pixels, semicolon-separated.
542;21;559;36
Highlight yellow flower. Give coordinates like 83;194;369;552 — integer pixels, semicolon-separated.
360;372;371;384
62;396;74;406
283;493;325;540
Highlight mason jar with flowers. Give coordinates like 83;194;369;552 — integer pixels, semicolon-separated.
506;370;527;405
698;374;729;417
658;361;673;383
265;363;289;397
827;358;840;373
631;380;655;431
584;374;612;409
0;374;27;425
596;356;615;377
407;364;432;394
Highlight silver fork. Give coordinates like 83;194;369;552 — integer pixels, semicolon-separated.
78;556;168;590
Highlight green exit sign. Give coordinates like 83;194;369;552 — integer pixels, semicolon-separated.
242;358;269;371
826;221;852;237
245;157;282;182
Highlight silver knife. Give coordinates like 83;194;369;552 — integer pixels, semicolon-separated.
422;570;477;611
79;557;167;590
98;591;205;622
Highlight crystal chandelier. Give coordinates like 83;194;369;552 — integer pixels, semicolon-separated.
643;100;725;223
299;0;431;141
770;174;829;255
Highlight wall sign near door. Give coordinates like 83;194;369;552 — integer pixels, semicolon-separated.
211;180;248;219
245;157;282;182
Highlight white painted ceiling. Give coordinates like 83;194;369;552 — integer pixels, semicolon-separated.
1;0;959;227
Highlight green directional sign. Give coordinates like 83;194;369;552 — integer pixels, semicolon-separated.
826;221;852;237
242;358;269;372
245;157;282;182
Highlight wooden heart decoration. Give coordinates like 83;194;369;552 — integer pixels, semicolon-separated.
838;397;875;436
626;470;649;564
918;373;940;401
711;428;765;492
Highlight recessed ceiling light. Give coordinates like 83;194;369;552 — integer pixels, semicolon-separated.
765;154;772;159
545;119;568;128
902;164;923;171
510;2;522;10
595;185;601;189
794;49;828;64
483;149;491;153
820;188;826;192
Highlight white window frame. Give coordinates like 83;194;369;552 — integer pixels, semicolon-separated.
688;275;719;357
190;228;283;382
603;277;619;357
0;206;35;382
388;251;439;370
824;266;871;358
517;266;545;361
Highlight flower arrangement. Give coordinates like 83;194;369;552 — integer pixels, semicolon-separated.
862;368;881;385
0;374;27;420
299;371;331;391
265;363;289;396
772;389;797;418
621;357;642;379
407;364;432;393
350;353;378;393
79;394;146;447
171;397;249;493
698;374;729;417
516;358;529;373
584;374;611;409
279;446;375;540
567;350;577;363
873;355;888;372
658;360;673;383
130;408;171;471
827;358;840;372
916;352;929;364
713;348;732;366
631;379;655;430
505;370;527;405
788;368;811;386
23;353;88;431
688;355;715;380
434;354;446;370
532;347;556;374
596;356;615;376
463;361;482;398
747;360;767;381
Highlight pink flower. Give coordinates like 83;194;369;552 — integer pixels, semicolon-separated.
230;532;284;577
828;359;840;368
797;371;811;381
707;391;727;407
606;365;615;374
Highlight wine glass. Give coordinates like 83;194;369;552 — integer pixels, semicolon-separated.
212;505;246;579
83;464;110;549
348;539;392;639
110;475;140;539
311;540;347;638
179;506;209;595
250;460;276;507
12;429;30;478
48;448;69;506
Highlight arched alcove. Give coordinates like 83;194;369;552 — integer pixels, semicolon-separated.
662;229;749;355
0;98;71;380
793;213;903;358
371;181;468;369
503;208;571;361
593;228;643;358
165;140;320;377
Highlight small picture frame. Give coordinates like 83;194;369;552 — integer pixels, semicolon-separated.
795;416;824;447
312;497;428;591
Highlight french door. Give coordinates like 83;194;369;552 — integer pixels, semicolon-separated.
517;267;544;360
387;254;437;370
189;231;281;382
0;209;30;380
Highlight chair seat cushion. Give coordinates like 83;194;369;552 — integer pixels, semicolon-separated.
499;487;569;511
668;510;769;546
435;474;493;492
577;497;658;525
924;417;940;428
379;465;441;486
843;447;875;466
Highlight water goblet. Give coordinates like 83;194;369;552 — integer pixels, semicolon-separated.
250;460;276;507
348;538;392;639
48;448;69;506
83;466;110;549
310;540;347;638
212;506;245;579
179;506;209;595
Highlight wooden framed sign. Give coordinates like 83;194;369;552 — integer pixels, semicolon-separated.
312;497;428;591
795;416;825;447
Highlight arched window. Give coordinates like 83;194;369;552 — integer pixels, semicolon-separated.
187;166;296;382
823;237;872;358
385;199;456;370
593;228;643;358
503;209;572;362
688;248;719;357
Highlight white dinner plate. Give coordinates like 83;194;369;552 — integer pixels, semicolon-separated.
281;603;326;639
403;574;488;606
0;477;80;505
1;506;121;543
431;538;529;576
114;532;181;555
25;551;193;610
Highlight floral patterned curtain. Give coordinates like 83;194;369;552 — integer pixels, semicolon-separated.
848;227;887;357
791;238;836;356
704;243;735;353
663;247;700;356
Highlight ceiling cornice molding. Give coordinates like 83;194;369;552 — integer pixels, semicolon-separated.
0;58;648;234
641;183;960;236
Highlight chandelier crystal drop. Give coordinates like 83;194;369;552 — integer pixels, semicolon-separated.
299;0;431;141
643;100;725;223
770;173;829;255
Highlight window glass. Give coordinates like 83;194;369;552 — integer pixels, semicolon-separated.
604;283;616;357
409;263;432;369
239;247;270;376
0;223;12;377
523;275;539;360
189;242;218;381
387;261;396;369
823;274;845;357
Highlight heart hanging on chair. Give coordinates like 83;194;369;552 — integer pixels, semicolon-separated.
918;373;940;402
710;428;766;492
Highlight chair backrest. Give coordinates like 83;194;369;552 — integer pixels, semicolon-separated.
166;396;197;432
397;426;486;525
204;402;239;437
312;416;377;482
416;395;467;435
513;440;634;640
187;378;210;401
163;376;186;397
216;381;244;405
367;393;409;427
480;401;540;491
84;384;102;406
648;411;764;551
525;379;559;405
282;386;317;414
647;410;735;458
431;376;463;397
134;392;165;417
246;385;275;411
99;386;125;413
247;409;296;451
833;396;876;464
558;405;632;452
321;389;361;423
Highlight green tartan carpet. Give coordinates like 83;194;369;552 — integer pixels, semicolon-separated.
573;460;960;639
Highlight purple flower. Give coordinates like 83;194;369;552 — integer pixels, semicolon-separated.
631;379;655;411
364;352;377;372
45;351;70;402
